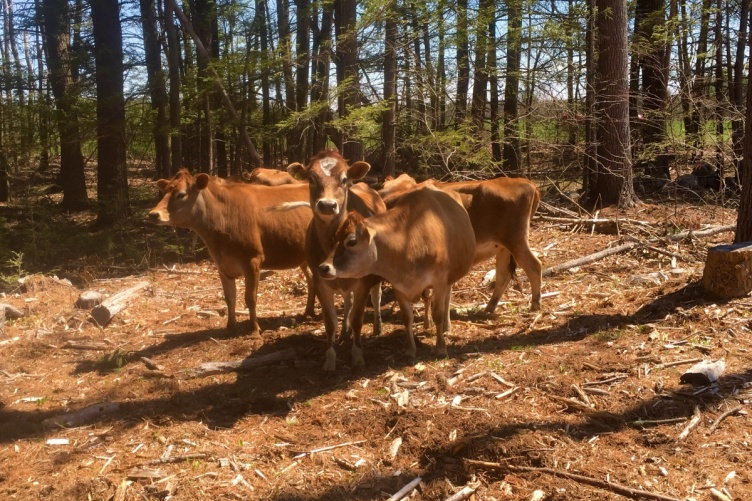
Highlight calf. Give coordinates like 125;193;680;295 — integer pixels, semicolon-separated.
247;167;304;186
320;185;476;360
380;174;542;312
287;150;385;371
148;169;315;337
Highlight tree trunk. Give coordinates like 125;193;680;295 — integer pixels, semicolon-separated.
583;0;597;196
334;0;362;160
489;3;501;163
589;0;637;208
91;0;130;224
164;0;182;174
470;0;490;131
454;0;469;125
257;0;272;165
192;0;216;173
687;0;711;151
635;0;669;177
436;0;446;131
503;0;522;172
293;0;310;161
713;0;724;167
731;0;750;170
40;0;89;210
311;1;334;154
382;0;397;178
140;0;170;179
735;19;752;243
276;0;296;163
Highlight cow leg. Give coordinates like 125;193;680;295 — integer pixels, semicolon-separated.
395;291;417;363
432;286;451;358
485;248;514;314
339;291;353;343
219;273;237;331
244;257;262;337
349;285;370;368
512;244;543;311
300;264;316;318
422;288;433;331
370;282;382;336
318;281;339;371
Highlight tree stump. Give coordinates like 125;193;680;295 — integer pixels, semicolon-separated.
703;242;752;299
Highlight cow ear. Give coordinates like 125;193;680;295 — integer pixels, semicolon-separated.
156;179;169;193
348;161;370;180
287;162;308;180
195;173;210;190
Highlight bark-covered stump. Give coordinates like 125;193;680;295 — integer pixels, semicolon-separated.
703;242;752;299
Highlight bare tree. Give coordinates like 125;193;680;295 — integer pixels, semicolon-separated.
382;0;397;177
503;0;522;172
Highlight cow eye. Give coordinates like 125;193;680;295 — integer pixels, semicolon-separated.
346;237;357;248
341;177;347;186
176;191;187;200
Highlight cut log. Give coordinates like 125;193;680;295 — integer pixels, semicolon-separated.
702;242;752;299
679;359;726;386
543;242;638;277
91;281;149;327
42;402;120;429
76;291;104;309
0;303;24;319
187;348;297;378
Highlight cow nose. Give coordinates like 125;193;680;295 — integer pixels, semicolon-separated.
148;211;160;221
316;199;338;215
319;263;333;277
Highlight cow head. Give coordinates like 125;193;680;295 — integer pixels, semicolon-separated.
287;150;370;221
148;169;210;227
318;212;377;280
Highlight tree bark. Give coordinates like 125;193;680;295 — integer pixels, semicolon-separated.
503;0;522;172
310;1;334;154
140;0;171;179
731;0;749;172
276;0;296;163
292;0;310;161
589;0;637;207
687;0;711;151
40;0;89;210
454;0;469;124
489;3;501;163
735;16;752;243
470;0;490;131
382;0;397;178
257;0;272;165
334;0;362;160
91;0;130;225
164;0;182;174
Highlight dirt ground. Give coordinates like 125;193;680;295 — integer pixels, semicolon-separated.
1;191;751;500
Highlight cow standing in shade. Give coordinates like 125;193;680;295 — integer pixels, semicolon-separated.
148;169;315;337
319;184;476;360
287;150;385;371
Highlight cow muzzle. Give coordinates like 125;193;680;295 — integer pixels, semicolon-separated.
148;210;167;224
318;263;337;279
315;199;339;216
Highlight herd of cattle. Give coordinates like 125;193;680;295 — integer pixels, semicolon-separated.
148;150;542;371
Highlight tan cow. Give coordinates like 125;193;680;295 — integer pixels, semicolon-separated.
320;185;476;360
287;150;385;371
148;169;316;337
379;174;542;312
247;167;304;186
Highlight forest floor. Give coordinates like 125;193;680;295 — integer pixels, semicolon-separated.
0;173;751;500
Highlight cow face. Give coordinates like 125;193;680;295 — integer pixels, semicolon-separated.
287;150;370;221
318;212;377;280
148;169;210;227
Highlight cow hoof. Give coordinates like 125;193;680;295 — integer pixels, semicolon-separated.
433;345;448;359
351;345;365;368
322;347;337;372
530;302;541;312
303;308;316;318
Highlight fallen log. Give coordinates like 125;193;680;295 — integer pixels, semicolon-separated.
543;242;638;277
187;348;297;378
42;402;120;429
666;224;736;242
0;303;24;320
91;281;149;327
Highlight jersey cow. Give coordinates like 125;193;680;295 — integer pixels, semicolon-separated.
380;174;543;312
148;169;316;337
320;185;476;360
247;167;304;186
287;150;385;371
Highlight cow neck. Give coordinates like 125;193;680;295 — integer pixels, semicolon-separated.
190;181;246;240
311;188;350;247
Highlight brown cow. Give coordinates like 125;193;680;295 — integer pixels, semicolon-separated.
379;174;542;312
148;169;316;337
247;167;304;186
287;150;385;371
320;185;476;360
